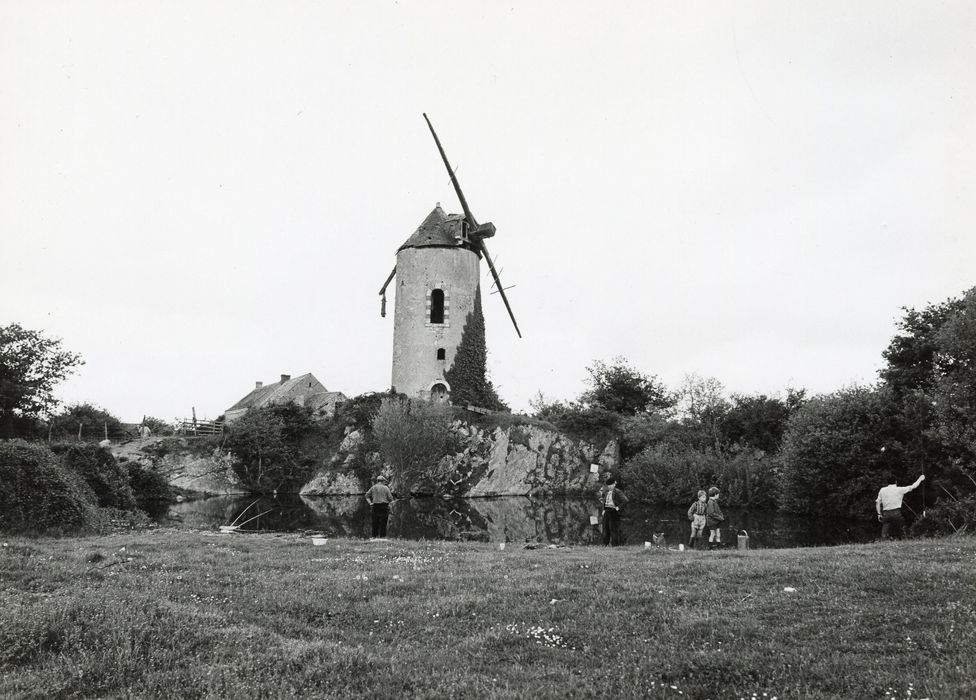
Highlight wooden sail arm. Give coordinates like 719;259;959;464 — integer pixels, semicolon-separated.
423;113;478;229
379;265;396;317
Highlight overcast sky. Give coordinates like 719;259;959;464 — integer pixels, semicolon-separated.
2;1;974;423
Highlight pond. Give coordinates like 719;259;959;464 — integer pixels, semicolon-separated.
155;495;880;549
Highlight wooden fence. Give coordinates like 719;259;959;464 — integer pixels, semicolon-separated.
173;419;223;436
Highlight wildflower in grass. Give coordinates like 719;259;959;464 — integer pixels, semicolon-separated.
646;680;684;695
506;623;575;650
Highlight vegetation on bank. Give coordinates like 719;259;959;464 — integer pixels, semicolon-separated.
1;530;973;699
531;287;976;536
0;441;169;534
2;285;975;536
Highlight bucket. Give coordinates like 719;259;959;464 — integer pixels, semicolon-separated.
589;515;599;526
737;530;749;550
678;544;685;551
498;542;506;551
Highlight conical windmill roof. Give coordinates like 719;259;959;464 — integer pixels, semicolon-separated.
398;205;467;252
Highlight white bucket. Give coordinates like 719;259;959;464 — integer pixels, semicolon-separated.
589;515;599;526
644;541;652;549
678;544;685;551
498;542;506;551
312;537;328;546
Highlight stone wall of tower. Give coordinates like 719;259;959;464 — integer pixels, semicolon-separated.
391;245;480;399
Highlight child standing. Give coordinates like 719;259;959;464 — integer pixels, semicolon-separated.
687;490;708;550
705;486;725;549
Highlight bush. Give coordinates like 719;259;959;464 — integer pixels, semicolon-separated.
0;440;100;532
224;403;329;493
540;405;621;445
450;407;558;434
910;494;976;537
778;386;909;518
124;459;174;503
620;444;779;507
141;416;175;436
46;403;128;442
372;397;460;494
50;443;136;510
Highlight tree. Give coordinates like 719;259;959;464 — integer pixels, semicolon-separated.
0;323;83;437
779;386;911;517
881;295;965;399
673;374;729;449
224;402;326;493
579;357;674;416
48;403;125;441
877;287;976;534
720;392;798;453
371;396;458;494
444;287;508;411
930;287;976;465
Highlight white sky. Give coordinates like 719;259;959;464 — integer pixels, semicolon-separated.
2;1;974;423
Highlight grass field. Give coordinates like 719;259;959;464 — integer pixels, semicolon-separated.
2;530;974;699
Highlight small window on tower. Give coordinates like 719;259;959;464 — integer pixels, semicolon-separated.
430;289;445;324
436;348;446;361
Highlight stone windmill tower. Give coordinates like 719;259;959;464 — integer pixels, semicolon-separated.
378;114;520;405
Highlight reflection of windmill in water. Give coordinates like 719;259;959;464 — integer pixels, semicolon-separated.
378;114;520;407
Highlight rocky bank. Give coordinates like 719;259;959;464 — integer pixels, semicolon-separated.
116;421;617;497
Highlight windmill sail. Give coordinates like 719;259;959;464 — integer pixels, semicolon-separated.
378;265;396;317
422;113;522;338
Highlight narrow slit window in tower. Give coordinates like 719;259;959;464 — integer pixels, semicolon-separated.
430;289;445;324
436;348;446;361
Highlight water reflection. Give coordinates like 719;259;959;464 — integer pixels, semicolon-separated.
162;495;878;549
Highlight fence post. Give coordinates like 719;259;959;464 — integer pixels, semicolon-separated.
77;422;82;441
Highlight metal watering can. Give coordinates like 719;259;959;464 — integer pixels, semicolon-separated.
737;529;750;550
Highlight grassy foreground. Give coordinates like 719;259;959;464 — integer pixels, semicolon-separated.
1;531;974;700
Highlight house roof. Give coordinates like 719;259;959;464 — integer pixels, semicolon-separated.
398;205;469;252
307;391;347;412
226;373;321;413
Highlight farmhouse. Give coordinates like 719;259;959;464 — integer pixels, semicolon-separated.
224;373;346;423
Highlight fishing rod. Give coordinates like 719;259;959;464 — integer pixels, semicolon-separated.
229;499;261;527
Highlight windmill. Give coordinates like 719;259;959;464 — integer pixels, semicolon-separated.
378;114;520;403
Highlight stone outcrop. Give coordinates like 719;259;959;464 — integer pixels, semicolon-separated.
300;471;365;497
118;422;618;499
301;421;617;497
460;424;615;497
112;437;246;495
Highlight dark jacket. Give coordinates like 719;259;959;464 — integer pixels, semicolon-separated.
598;485;629;511
705;497;724;527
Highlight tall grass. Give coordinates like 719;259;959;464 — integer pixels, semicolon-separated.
1;532;974;699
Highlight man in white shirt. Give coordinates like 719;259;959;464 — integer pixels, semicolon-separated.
876;474;925;540
365;475;394;539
